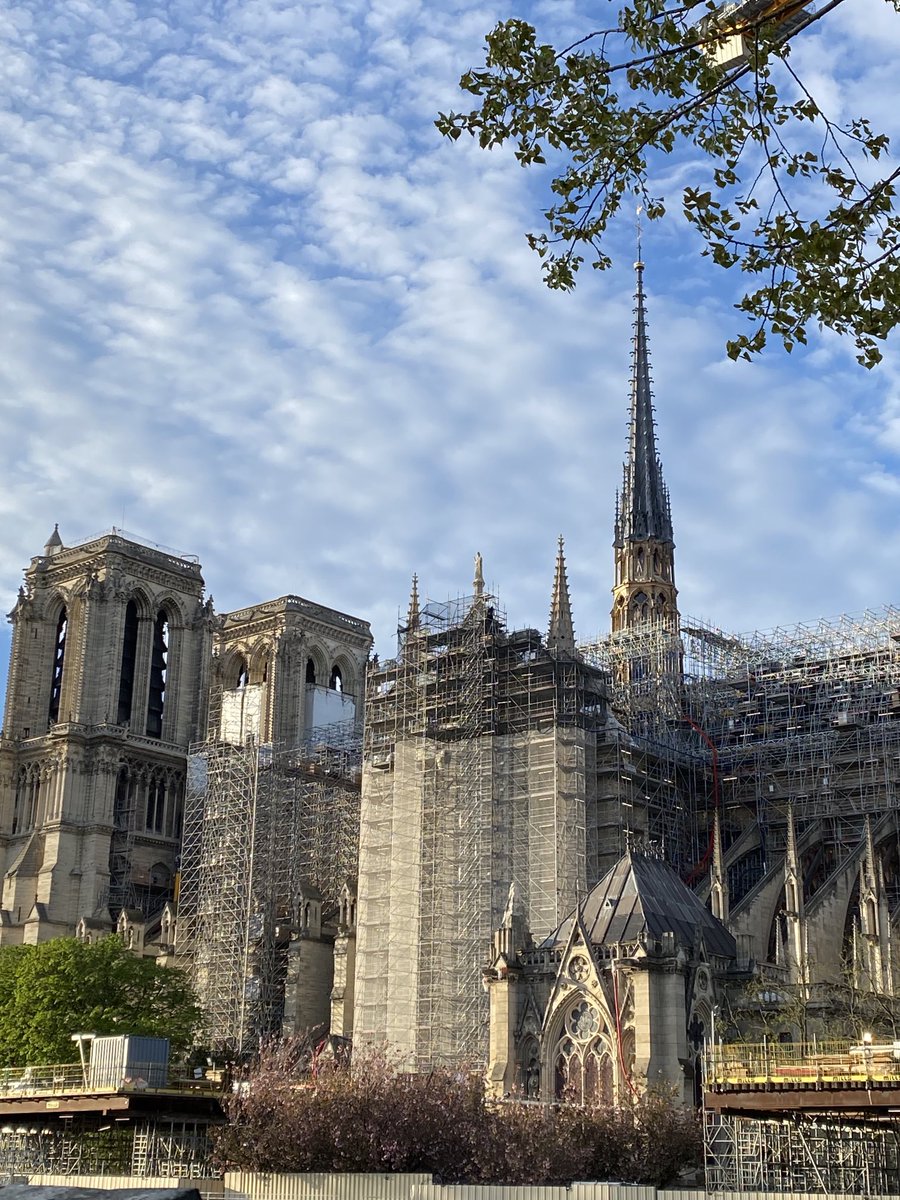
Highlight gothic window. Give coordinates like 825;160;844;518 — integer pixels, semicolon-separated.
25;771;40;830
306;657;317;685
554;1003;614;1103
167;781;184;839
330;664;343;693
117;600;139;725
653;550;661;576
11;773;22;835
568;955;591;983
146;776;166;834
48;607;67;724
567;1000;601;1041
630;591;650;622
11;768;37;835
636;547;645;578
113;766;135;831
236;659;249;689
146;610;169;738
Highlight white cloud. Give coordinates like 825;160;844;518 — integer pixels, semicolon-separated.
1;0;900;718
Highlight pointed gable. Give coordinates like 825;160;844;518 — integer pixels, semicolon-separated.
546;850;736;961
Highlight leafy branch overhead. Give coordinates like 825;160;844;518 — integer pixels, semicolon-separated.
436;0;900;366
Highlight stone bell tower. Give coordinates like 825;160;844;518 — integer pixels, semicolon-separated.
0;527;214;943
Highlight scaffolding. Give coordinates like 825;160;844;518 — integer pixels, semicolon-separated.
0;1117;215;1178
705;1109;900;1194
178;722;362;1056
581;606;900;890
355;591;607;1071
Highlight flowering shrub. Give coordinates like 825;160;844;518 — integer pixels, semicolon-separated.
216;1040;702;1185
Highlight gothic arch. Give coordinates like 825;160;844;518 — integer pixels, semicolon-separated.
150;593;187;628
46;595;70;726
548;998;615;1102
146;606;175;739
247;642;271;686
304;643;328;687
329;653;358;697
220;647;251;690
542;990;616;1098
44;591;69;625
124;586;153;618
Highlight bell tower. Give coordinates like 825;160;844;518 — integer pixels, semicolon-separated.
0;528;214;944
611;259;678;634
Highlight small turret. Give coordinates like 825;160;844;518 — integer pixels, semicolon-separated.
43;524;63;557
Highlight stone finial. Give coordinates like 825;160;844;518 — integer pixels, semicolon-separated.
547;536;575;657
710;809;729;924
406;574;420;634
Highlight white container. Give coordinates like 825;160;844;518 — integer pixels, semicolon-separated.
88;1034;170;1089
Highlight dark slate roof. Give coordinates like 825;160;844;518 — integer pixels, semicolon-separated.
546;850;736;960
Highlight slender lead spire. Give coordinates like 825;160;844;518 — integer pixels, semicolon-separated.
614;260;673;547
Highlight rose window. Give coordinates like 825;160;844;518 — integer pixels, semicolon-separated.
569;955;590;983
568;1001;601;1042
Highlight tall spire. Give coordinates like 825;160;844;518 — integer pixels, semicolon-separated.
610;256;679;637
615;259;673;548
406;574;420;634
547;536;575;657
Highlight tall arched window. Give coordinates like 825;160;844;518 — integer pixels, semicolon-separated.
306;657;317;685
330;664;343;692
117;600;139;725
146;610;169;738
113;766;134;831
553;1002;615;1103
48;607;67;724
146;776;166;834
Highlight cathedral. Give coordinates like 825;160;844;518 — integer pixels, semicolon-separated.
2;261;900;1112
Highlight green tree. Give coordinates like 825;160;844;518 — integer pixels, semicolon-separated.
0;937;200;1065
437;1;900;366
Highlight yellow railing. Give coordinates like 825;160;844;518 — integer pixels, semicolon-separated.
705;1039;900;1087
0;1061;224;1099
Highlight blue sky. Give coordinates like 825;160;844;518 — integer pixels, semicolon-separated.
2;0;900;711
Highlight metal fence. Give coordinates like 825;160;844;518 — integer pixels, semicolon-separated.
19;1174;899;1200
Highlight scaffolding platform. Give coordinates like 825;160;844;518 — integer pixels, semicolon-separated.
178;723;362;1056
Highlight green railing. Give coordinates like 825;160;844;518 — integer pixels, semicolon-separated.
705;1039;900;1087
